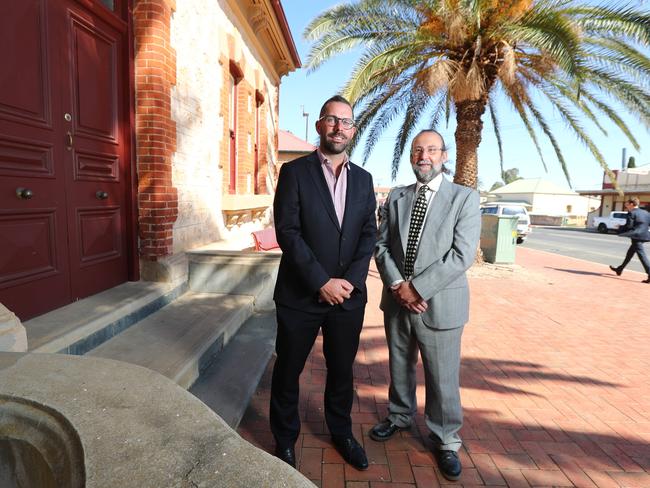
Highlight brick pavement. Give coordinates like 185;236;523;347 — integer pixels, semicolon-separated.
238;247;650;487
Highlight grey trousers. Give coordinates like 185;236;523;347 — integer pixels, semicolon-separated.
384;309;464;451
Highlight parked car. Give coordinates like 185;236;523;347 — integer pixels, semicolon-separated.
480;203;531;243
591;211;628;233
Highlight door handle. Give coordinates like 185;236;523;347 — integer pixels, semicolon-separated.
16;187;34;200
96;191;109;200
66;131;73;150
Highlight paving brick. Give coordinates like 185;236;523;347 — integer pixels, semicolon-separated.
490;454;537;470
299;447;323;480
322;463;345;488
469;453;507;485
412;466;441;488
344;464;391;482
521;468;573;486
608;471;650;487
498;469;531;488
388;463;415;483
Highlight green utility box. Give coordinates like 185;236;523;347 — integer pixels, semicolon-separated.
480;214;518;264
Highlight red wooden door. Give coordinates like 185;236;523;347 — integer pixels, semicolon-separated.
0;0;130;320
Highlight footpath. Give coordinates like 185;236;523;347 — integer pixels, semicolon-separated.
238;247;650;487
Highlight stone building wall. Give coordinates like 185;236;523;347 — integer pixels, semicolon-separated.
135;0;282;264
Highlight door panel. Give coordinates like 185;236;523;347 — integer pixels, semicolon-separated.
0;210;58;285
71;18;118;142
63;2;128;299
0;0;51;127
0;0;70;319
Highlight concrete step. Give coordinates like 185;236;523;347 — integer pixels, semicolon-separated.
25;281;186;354
186;248;280;311
87;292;254;389
190;311;276;428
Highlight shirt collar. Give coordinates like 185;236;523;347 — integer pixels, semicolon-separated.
415;172;443;193
317;149;350;170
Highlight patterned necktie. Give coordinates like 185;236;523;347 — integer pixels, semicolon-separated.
404;185;430;278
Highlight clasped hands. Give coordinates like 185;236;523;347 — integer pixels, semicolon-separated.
319;278;354;306
391;281;428;314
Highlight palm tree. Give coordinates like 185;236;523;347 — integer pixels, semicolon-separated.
304;0;650;189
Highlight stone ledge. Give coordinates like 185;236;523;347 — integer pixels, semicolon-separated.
0;353;314;487
0;303;27;352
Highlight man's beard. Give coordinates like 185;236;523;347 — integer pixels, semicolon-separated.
321;131;350;154
412;159;442;184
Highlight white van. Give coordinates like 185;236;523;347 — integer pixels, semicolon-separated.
480;203;532;243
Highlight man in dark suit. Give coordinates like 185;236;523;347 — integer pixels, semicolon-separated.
270;95;377;470
609;197;650;283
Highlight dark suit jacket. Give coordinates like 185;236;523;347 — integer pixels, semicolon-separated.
619;207;650;242
273;151;377;313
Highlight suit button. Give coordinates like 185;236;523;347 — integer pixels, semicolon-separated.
339;261;344;266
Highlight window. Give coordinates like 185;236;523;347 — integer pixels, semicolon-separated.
480;206;498;214
254;90;265;194
502;206;526;216
228;61;243;194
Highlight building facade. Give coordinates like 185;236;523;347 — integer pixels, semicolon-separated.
486;178;600;226
0;0;299;320
578;166;650;226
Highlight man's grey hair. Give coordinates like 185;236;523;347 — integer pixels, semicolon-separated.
410;129;448;154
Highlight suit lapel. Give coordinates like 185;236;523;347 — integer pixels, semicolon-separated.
421;177;452;237
395;184;416;254
307;153;341;232
341;164;357;234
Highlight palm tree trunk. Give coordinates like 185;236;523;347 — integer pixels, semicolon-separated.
453;98;488;265
453;99;487;189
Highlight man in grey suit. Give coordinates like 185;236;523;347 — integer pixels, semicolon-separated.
369;130;480;481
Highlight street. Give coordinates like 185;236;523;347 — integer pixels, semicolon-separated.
522;225;649;275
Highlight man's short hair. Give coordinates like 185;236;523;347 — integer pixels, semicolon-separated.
410;129;448;153
626;197;640;207
319;95;353;117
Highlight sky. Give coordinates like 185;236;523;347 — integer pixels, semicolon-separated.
277;0;650;191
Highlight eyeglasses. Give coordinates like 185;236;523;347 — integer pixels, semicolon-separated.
318;115;355;129
412;146;444;156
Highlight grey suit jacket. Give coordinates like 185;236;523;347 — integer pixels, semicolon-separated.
375;178;481;329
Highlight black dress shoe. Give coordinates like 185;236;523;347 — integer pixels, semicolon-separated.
609;265;623;276
332;436;368;470
436;450;462;481
369;419;407;441
643;277;650;283
274;446;296;468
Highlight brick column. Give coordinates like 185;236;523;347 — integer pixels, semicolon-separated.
133;0;178;260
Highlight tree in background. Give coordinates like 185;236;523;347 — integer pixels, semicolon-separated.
489;167;522;190
627;156;636;169
304;0;650;189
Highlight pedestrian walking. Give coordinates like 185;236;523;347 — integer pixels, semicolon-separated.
609;197;650;283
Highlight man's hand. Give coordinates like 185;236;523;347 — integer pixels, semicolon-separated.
391;281;428;314
319;278;354;305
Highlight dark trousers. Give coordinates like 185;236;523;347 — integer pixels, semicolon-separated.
620;239;650;275
270;303;365;448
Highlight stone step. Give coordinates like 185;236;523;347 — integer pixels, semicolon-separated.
25;281;186;354
87;292;254;389
186;248;280;311
190;311;276;428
